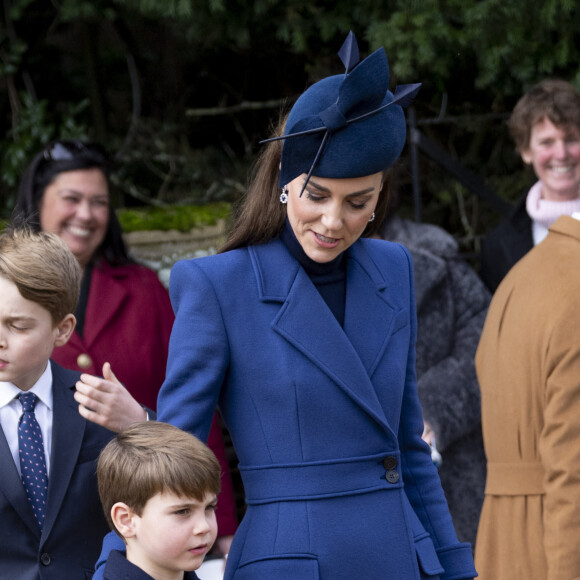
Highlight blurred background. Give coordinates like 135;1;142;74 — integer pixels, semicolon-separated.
1;0;579;262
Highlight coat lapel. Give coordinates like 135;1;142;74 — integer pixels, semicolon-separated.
343;242;408;377
41;361;86;542
0;422;40;536
80;261;130;348
251;240;398;432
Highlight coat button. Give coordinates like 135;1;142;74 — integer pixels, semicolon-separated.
383;456;398;470
40;553;51;566
76;354;92;369
386;470;400;484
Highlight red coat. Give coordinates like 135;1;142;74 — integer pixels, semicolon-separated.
52;258;238;535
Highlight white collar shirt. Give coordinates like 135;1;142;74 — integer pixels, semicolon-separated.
0;363;54;477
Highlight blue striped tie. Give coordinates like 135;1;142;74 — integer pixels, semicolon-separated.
18;392;48;528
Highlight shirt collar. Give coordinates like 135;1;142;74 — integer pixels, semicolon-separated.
0;362;53;410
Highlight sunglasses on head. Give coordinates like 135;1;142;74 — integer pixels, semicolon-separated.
42;140;109;163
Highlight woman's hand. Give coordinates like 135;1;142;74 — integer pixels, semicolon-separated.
74;362;147;432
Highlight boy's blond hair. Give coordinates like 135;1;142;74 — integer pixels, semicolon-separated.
97;421;221;536
0;227;81;324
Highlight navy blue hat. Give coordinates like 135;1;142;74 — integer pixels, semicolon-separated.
263;32;420;194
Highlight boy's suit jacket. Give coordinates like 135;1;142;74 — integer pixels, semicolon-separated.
0;360;115;580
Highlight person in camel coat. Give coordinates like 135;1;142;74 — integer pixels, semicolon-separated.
475;214;580;580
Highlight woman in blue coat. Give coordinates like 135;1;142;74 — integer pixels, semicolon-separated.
95;32;476;580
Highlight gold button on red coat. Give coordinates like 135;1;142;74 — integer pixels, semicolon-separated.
76;354;92;369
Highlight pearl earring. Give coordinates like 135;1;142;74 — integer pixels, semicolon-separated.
369;212;375;222
280;185;288;204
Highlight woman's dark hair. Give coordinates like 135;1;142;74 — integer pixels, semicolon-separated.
12;140;132;266
220;115;392;253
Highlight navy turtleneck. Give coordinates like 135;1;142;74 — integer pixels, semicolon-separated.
280;219;347;326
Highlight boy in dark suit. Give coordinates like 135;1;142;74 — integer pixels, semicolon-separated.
0;227;122;579
97;421;220;580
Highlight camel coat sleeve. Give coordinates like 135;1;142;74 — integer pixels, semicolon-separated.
540;291;580;579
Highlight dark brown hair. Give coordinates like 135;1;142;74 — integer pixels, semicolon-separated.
508;79;580;153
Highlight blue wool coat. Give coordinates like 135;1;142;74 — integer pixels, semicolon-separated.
157;237;475;580
93;237;476;579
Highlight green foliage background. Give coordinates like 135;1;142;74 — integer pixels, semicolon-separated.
1;0;579;251
118;201;230;232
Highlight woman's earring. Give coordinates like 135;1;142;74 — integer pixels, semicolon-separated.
369;212;375;222
280;185;288;204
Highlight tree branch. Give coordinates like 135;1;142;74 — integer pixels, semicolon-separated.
185;97;295;118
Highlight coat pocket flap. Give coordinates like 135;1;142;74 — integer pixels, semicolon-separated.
236;554;319;579
415;536;445;576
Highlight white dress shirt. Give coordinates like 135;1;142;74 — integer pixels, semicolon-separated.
0;363;53;476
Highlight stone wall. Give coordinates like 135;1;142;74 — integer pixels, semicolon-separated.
123;219;226;287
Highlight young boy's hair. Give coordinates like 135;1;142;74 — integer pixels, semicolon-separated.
97;421;221;537
0;227;81;324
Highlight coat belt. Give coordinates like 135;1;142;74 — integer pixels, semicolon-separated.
485;461;544;496
239;452;403;505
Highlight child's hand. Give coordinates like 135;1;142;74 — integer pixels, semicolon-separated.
74;362;147;432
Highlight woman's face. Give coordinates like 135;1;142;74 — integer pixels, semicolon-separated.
39;168;110;268
286;172;382;263
521;118;580;201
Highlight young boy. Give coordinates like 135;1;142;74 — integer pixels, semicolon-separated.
0;227;116;578
97;421;221;580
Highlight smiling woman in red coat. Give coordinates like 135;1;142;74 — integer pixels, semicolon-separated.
11;141;238;552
